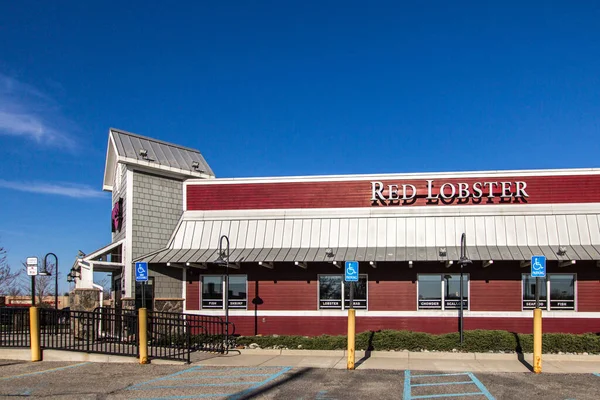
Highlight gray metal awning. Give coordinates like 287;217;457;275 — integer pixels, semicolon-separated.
135;244;600;264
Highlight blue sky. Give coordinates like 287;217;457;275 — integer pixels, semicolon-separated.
1;1;599;293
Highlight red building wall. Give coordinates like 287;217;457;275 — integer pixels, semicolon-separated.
187;174;600;211
181;261;600;336
228;315;600;336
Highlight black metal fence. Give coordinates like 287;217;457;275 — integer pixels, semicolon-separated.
40;308;138;357
0;307;30;348
1;307;235;363
147;312;234;363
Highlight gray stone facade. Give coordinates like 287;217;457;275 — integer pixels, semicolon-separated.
149;264;183;300
130;171;184;298
154;299;184;313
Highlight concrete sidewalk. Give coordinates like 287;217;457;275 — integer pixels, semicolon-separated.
2;348;599;374
191;349;600;374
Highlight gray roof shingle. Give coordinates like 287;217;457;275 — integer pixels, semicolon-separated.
110;127;214;176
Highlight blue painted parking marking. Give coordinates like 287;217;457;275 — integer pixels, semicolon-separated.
0;362;91;381
130;365;292;400
404;370;495;400
593;373;600;377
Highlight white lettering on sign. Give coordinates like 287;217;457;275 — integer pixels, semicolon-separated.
371;180;529;205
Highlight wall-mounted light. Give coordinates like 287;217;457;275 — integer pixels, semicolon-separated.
258;261;274;269
559;260;576;268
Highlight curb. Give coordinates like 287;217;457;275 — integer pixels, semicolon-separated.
237;349;600;362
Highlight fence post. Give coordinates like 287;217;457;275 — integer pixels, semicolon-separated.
30;307;41;362
139;308;149;364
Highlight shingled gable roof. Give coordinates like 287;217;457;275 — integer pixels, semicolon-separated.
103;128;215;191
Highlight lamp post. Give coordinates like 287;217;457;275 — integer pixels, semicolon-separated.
457;233;472;345
43;253;59;312
214;235;230;351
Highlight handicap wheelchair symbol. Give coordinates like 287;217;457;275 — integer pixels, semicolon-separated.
137;264;146;274
347;266;356;275
532;258;543;271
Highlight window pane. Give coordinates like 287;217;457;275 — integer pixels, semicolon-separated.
443;274;468;310
522;274;547;309
319;275;342;309
549;275;575;310
418;275;441;309
228;275;247;309
344;275;367;309
202;276;223;309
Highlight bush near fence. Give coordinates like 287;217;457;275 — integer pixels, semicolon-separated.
235;329;600;354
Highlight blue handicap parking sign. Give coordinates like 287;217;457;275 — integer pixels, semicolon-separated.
345;261;359;282
135;261;148;282
531;256;546;278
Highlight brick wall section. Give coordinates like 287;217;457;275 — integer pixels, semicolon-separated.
469;262;522;311
573;266;600;311
228;315;600;336
183;261;598;314
149;264;183;299
186;269;200;310
366;267;416;310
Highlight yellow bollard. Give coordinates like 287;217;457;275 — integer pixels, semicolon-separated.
347;309;356;370
533;308;542;373
139;308;149;364
30;307;41;362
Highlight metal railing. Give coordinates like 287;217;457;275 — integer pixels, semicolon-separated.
147;311;234;363
1;307;236;363
40;308;138;357
0;307;30;348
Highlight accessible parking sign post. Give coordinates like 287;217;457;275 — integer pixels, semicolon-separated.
345;261;358;370
531;255;546;374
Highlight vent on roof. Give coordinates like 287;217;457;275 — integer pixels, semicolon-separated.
191;161;204;172
139;148;154;161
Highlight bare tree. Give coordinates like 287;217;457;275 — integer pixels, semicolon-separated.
0;245;23;296
97;275;112;300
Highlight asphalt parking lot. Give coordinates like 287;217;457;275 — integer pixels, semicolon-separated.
0;360;599;399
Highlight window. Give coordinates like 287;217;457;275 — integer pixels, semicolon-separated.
417;274;469;310
201;275;247;310
523;274;575;311
318;275;367;310
522;275;547;309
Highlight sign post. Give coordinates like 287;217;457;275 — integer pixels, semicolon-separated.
135;262;148;309
345;261;358;370
531;255;546;374
27;257;38;307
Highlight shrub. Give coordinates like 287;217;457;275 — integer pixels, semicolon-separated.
236;329;600;354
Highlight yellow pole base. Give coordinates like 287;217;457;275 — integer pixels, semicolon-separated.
533;308;542;374
30;307;41;362
139;308;149;364
347;309;356;370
